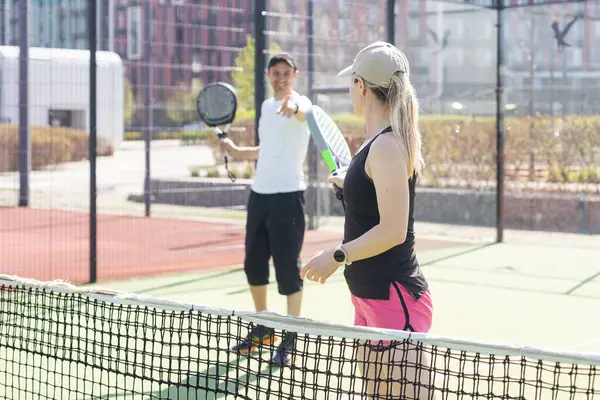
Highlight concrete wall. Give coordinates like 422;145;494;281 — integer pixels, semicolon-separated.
144;178;600;235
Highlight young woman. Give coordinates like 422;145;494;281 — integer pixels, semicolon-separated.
300;42;435;399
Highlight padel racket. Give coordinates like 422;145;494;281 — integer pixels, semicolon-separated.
306;105;352;209
196;82;238;182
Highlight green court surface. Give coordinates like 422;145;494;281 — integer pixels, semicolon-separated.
2;239;599;399
91;241;600;355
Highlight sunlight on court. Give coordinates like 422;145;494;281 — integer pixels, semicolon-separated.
92;242;600;356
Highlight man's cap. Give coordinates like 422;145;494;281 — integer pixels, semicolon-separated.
338;42;409;86
268;53;297;70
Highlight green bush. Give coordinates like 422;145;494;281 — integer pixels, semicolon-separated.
205;167;221;178
0;125;110;173
187;111;600;192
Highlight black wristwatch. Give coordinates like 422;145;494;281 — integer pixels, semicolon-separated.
333;245;351;265
294;104;299;114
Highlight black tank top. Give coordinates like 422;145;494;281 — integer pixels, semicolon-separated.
342;127;428;301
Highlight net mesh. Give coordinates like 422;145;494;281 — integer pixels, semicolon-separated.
0;275;598;400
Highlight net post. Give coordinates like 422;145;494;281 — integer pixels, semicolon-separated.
386;0;395;44
254;0;267;147
88;0;98;283
18;0;29;207
495;3;505;243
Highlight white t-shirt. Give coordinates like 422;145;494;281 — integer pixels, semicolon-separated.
251;91;312;194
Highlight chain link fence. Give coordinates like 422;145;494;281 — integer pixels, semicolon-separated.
0;0;598;284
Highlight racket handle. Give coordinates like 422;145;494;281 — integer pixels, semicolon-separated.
330;170;344;201
217;133;229;158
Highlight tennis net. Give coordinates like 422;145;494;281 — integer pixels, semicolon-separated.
0;275;598;399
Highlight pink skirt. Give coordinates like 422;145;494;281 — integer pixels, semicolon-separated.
352;281;433;335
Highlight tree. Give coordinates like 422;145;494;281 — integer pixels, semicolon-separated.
166;78;204;125
123;78;136;127
231;34;282;111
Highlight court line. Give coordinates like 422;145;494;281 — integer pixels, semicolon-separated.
564;270;600;295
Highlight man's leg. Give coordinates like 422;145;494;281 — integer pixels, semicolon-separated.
243;191;271;304
267;191;306;312
232;191;276;354
249;284;268;312
286;288;303;318
267;191;306;364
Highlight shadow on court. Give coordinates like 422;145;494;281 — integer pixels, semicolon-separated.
420;243;497;267
135;268;245;295
150;357;281;400
564;269;600;295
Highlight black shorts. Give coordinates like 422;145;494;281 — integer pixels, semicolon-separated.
243;190;306;295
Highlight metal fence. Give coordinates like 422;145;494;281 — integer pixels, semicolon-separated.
0;0;598;285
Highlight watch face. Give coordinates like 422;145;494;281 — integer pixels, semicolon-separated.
333;250;345;263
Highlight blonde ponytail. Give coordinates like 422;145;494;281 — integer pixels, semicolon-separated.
362;71;424;177
388;73;424;177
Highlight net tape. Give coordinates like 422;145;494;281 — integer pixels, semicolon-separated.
0;274;598;399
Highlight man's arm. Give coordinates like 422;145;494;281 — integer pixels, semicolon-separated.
277;95;311;122
219;138;260;161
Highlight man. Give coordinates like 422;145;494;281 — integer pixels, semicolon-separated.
218;53;312;365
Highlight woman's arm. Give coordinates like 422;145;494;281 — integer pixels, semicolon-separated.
341;134;410;263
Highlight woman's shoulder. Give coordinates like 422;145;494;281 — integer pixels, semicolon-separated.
365;132;410;179
369;132;405;160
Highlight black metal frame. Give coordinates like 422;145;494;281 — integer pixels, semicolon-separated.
13;0;596;283
251;0;595;243
89;0;98;281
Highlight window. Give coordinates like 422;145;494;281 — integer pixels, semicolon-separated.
472;20;493;40
338;19;347;38
446;48;464;67
408;0;420;13
570;5;584;44
367;7;378;26
119;12;126;29
567;48;583;69
413;47;429;67
408;18;420;40
127;6;142;60
474;49;494;68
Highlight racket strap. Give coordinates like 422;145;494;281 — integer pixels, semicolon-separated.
223;156;236;182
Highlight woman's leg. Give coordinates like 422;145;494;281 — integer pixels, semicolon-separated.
358;340;435;399
353;283;436;399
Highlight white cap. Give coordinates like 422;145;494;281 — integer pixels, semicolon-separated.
338;41;409;86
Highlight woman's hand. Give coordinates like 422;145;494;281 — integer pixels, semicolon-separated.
300;249;341;284
327;173;345;192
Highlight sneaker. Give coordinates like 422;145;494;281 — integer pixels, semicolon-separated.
231;325;277;355
270;331;297;366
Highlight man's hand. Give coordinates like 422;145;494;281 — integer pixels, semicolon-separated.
218;137;236;154
276;95;299;119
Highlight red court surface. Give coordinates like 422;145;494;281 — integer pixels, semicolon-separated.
1;207;466;284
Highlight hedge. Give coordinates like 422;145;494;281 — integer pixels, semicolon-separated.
200;113;600;190
0;124;110;173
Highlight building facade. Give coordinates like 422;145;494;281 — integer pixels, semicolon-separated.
1;0;599;125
